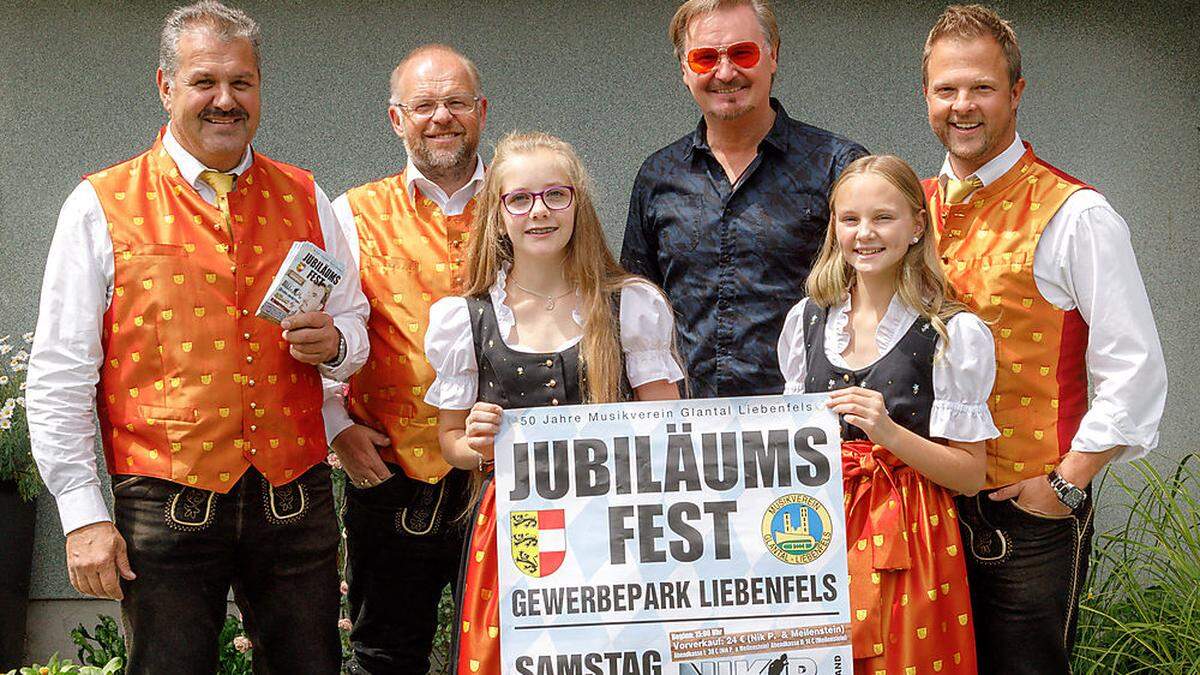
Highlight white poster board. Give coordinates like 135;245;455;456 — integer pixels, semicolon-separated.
493;394;851;675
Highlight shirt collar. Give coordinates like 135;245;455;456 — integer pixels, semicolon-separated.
403;154;486;203
938;131;1024;188
689;97;790;158
162;124;254;190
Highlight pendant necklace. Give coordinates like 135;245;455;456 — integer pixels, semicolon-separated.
510;278;574;311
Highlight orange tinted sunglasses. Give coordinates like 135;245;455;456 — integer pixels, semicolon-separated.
686;41;761;74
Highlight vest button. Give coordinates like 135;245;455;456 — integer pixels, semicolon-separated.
547;379;557;387
249;402;257;409
250;448;257;455
243;332;251;340
241;309;249;316
246;356;253;363
551;398;559;406
248;379;255;387
250;424;258;432
544;359;553;367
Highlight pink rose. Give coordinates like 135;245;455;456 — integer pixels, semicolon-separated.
338;618;353;632
233;635;252;653
326;452;342;470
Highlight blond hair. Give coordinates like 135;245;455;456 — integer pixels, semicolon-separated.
668;0;780;61
923;4;1021;87
806;155;966;352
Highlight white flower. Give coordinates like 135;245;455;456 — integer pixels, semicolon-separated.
14;350;28;362
0;420;11;430
0;345;11;355
19;382;26;391
16;397;24;408
10;361;26;373
0;376;8;385
232;636;252;653
22;332;33;343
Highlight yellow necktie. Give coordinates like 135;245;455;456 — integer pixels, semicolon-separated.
945;175;983;204
199;170;236;233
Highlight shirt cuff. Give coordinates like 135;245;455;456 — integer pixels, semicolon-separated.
56;483;112;536
322;396;355;446
930;401;1000;443
1070;401;1155;463
625;349;686;388
424;374;477;411
319;316;365;382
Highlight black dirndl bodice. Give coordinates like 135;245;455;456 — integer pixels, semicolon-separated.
801;301;938;441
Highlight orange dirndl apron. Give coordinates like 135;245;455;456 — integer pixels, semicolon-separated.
842;440;978;674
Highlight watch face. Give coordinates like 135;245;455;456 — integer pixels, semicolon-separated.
1062;488;1086;510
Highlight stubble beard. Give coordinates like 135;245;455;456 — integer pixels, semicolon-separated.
405;135;476;183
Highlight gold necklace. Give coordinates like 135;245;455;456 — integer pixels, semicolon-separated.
510;278;575;311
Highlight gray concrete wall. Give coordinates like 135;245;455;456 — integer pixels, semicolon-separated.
2;0;1196;663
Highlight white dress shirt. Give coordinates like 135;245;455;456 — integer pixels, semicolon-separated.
778;296;1000;442
424;269;686;410
27;126;370;535
321;155;486;443
939;133;1167;461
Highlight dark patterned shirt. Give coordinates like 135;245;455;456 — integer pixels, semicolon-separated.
621;99;867;399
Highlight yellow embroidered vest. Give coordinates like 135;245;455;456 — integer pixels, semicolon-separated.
89;131;328;492
344;172;474;483
926;144;1091;488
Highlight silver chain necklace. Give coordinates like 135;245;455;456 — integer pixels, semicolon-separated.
510;278;575;311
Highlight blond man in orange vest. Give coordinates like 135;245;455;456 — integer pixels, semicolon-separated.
26;2;368;672
324;44;486;674
922;5;1166;673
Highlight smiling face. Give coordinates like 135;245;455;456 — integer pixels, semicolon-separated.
833;173;925;282
157;28;260;172
390;49;486;180
924;35;1025;178
680;4;776;122
499;150;576;265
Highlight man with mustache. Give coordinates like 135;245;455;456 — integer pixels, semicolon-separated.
921;6;1166;672
26;1;368;672
621;0;867;398
325;44;486;674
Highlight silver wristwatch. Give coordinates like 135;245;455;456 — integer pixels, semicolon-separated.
1047;470;1087;512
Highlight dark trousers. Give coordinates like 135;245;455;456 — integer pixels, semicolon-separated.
956;491;1095;675
113;463;341;675
343;465;469;675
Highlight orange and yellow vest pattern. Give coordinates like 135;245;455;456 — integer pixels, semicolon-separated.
926;144;1091;489
89;131;328;492
344;172;474;483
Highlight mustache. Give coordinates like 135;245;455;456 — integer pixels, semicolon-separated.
201;107;248;122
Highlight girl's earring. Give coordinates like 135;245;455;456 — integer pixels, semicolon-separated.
911;236;920;244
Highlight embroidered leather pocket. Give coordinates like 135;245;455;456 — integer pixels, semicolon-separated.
165;485;217;531
138;404;199;424
263;479;307;525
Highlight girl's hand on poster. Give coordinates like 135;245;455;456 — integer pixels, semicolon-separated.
826;386;900;447
466;401;504;461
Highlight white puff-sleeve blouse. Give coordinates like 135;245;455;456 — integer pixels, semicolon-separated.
777;297;1000;442
424;271;684;410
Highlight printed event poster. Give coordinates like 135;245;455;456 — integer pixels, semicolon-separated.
493;394;851;675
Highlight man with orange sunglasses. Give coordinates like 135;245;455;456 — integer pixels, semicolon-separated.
621;0;867;399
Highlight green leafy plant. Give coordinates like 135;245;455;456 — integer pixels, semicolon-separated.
4;653;122;675
70;615;124;670
0;332;42;501
1073;454;1200;674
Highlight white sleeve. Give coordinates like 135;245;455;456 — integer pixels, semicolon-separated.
26;181;114;534
618;281;685;387
1032;191;1167;461
314;183;370;382
319;192;361;444
423;297;478;410
777;299;809;395
931;312;1000;442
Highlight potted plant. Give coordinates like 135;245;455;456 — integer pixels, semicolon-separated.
0;332;41;668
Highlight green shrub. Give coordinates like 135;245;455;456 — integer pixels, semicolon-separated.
5;653;122;675
1073;454;1200;674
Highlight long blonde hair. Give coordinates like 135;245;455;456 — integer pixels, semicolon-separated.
806;154;965;350
465;131;638;404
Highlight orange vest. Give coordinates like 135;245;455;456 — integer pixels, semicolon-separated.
89;131;328;492
344;172;474;483
926;144;1091;489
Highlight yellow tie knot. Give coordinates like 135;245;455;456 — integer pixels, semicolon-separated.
199;170;235;197
945;176;983;204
